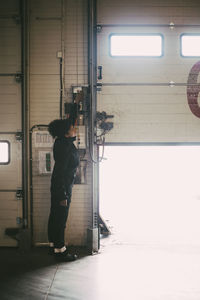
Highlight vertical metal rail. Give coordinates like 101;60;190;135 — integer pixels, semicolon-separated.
60;0;65;119
20;0;28;229
29;125;48;242
88;0;99;252
59;57;63;118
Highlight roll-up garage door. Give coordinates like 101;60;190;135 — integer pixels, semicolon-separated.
97;0;200;143
0;0;23;246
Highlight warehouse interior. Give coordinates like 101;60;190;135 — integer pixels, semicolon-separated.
1;0;200;299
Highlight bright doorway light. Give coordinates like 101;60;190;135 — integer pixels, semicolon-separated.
110;35;163;56
181;35;200;56
100;146;200;244
0;141;9;164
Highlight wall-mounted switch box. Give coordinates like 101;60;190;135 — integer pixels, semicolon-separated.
75;126;86;149
57;51;62;58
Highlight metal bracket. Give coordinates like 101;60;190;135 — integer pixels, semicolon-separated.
169;80;175;87
98;66;103;80
96;83;102;92
16;217;23;225
15;73;23;83
93;212;98;228
16;189;23;200
169;22;175;30
15;132;23;142
96;25;102;33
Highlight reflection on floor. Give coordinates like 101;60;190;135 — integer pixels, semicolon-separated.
1;237;200;300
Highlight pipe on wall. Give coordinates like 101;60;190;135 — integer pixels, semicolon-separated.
20;0;29;229
59;0;66;119
88;0;99;252
59;57;63;118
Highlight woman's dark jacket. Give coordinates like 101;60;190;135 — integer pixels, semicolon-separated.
51;136;79;203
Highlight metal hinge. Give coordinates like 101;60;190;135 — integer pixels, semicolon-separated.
16;132;23;142
16;217;23;225
96;83;102;92
16;189;23;200
169;22;175;30
96;25;102;33
15;73;23;83
94;212;98;228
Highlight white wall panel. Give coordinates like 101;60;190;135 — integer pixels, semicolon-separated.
0;191;23;246
66;175;92;245
97;0;200;25
0;0;23;246
32;174;51;243
30;0;61;127
0;135;22;246
0;19;21;73
30;75;60;126
0;135;22;189
0;77;21;131
97;0;200;143
30;20;61;75
29;0;62;244
97;86;200;142
30;0;62;18
98;27;200;84
64;0;88;85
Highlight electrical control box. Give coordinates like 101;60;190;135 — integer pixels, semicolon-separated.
75;126;86;149
38;151;54;174
32;130;54;175
33;131;53;148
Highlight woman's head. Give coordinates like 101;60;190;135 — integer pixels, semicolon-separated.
48;118;75;138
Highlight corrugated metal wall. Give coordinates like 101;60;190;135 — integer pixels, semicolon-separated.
98;0;200;25
97;0;200;142
30;0;92;246
0;0;23;246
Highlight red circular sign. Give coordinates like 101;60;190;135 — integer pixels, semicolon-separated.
187;61;200;118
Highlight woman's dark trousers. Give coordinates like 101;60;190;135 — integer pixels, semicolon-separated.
48;198;70;248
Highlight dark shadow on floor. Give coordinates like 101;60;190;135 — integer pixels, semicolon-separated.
0;247;88;300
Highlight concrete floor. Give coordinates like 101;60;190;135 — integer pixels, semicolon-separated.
1;237;200;300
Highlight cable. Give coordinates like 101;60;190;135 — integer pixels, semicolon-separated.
59;58;63;118
88;126;106;163
98;136;105;162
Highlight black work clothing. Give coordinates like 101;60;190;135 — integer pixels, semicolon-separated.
51;136;80;203
48;202;70;248
48;136;79;248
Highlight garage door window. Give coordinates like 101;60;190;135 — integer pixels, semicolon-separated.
110;34;163;57
181;34;200;57
0;141;10;164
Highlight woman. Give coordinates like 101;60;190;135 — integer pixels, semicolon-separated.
48;118;79;261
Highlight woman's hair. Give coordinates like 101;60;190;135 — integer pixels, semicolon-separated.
48;118;72;138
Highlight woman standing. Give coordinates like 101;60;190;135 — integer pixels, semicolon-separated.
48;118;79;261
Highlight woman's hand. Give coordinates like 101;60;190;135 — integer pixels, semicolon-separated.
60;200;68;207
